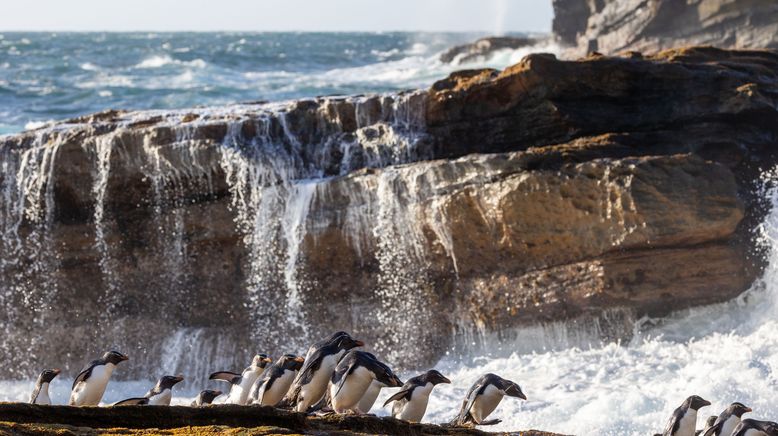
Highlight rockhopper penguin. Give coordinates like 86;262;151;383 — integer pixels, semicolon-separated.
329;350;402;414
702;402;752;436
30;368;61;405
251;354;305;406
209;353;272;405
383;369;450;422
662;395;712;436
453;373;527;426
69;350;128;406
284;331;364;412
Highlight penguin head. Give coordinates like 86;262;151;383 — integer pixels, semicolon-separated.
423;369;451;386
684;395;711;411
38;368;61;384
157;375;184;390
727;402;752;418
759;421;778;436
278;354;305;371
496;376;527;400
704;415;718;427
252;354;273;369
334;333;364;351
200;389;222;404
103;350;129;365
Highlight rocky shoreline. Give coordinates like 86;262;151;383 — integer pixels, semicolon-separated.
0;403;564;436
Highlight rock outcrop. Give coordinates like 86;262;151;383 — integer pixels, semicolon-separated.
1;47;777;381
552;0;778;56
439;36;538;64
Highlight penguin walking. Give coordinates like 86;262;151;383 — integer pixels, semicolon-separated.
251;354;305;406
731;419;778;436
702;402;752;436
662;395;712;436
383;369;450;422
284;331;364;412
209;353;272;405
453;373;527;426
357;379;389;414
191;389;223;407
114;375;185;406
329;351;402;414
29;369;61;405
69;350;128;406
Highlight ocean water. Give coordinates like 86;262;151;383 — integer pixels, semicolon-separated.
0;31;553;135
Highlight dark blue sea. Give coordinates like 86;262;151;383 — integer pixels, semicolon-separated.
0;32;550;135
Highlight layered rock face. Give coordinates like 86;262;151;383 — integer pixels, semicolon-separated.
552;0;778;56
1;47;777;381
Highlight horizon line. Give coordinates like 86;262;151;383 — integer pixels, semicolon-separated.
0;29;550;34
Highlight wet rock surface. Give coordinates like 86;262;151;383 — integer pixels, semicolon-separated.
0;403;564;436
1;47;777;380
551;0;778;56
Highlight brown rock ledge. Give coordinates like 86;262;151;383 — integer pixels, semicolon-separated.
0;403;564;436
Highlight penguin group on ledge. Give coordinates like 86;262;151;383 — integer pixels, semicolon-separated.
27;331;527;427
659;395;778;436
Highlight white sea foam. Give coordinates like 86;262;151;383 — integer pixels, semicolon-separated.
135;55;207;69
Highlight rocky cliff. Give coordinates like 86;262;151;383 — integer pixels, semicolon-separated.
552;0;778;56
1;47;777;381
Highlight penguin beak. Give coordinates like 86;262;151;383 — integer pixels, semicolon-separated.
440;376;451;384
174;375;184;383
263;356;273;364
214;390;223;397
120;354;129;361
354;340;365;347
294;356;305;363
53;368;61;375
745;407;753;413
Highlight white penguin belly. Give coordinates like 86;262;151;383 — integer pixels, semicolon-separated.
70;364;115;406
743;430;768;436
297;354;339;411
396;383;433;422
234;368;263;405
259;370;297;406
357;380;384;413
675;410;698;436
719;416;740;436
330;366;373;412
33;383;51;405
471;385;502;424
147;389;172;406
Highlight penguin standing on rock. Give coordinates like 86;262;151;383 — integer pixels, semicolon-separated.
329;351;402;414
251;354;305;406
284;332;364;412
453;373;527;426
30;369;61;405
383;369;450;422
69;350;128;406
702;402;752;436
731;419;778;436
191;389;222;407
114;375;184;406
662;395;712;436
209;353;272;405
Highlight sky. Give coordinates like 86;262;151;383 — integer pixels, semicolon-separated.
0;0;553;33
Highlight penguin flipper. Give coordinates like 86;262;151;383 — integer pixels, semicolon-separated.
209;371;242;384
332;360;358;399
382;387;413;408
479;419;502;426
113;397;149;406
663;407;684;436
71;359;102;390
29;385;41;404
701;422;722;436
454;380;485;425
